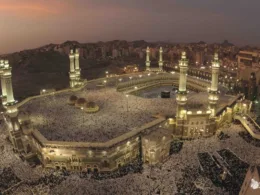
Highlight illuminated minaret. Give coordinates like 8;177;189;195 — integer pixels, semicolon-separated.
146;47;151;71
69;49;76;88
74;48;81;79
158;47;163;71
2;60;15;104
176;52;188;118
0;60;7;100
208;53;220;117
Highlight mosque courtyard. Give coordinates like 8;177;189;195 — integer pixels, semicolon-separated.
19;73;233;142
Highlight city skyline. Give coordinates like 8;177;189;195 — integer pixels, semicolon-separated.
1;0;260;54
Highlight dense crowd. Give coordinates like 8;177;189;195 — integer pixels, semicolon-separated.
1;122;259;194
0;73;259;194
90;158;143;180
20;87;177;142
0;167;21;192
18;72;230;143
239;130;260;147
242;115;260;134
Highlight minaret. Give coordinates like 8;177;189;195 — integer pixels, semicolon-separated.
69;49;76;88
176;52;188;118
6;106;24;152
146;47;151;71
0;60;7;101
74;48;81;79
2;60;15;105
208;53;220;117
158;47;163;71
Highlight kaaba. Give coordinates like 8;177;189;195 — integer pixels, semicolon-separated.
161;91;171;98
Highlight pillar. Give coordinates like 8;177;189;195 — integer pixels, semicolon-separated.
208;53;220;117
146;47;150;71
158;47;163;71
176;52;188;118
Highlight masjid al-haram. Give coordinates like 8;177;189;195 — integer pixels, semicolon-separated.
0;48;259;195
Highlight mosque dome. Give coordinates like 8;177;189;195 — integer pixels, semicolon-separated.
85;101;96;108
84;101;99;113
75;98;86;108
68;95;78;105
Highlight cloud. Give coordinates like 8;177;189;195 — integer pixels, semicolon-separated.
0;0;69;17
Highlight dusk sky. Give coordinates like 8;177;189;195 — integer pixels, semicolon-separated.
1;0;260;54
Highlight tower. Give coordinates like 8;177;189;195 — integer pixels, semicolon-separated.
158;47;163;71
69;49;76;88
2;60;15;105
74;48;81;80
146;47;150;71
176;52;188;118
208;53;220;117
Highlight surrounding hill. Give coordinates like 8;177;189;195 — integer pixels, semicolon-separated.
0;40;146;100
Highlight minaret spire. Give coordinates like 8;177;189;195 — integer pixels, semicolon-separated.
74;48;81;80
0;60;7;102
158;47;163;71
176;52;188;118
2;60;15;105
208;52;220;117
146;46;150;71
69;49;76;88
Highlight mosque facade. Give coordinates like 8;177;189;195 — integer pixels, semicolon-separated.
0;48;252;172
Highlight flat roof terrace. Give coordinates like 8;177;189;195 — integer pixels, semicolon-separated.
19;73;232;142
20;82;178;142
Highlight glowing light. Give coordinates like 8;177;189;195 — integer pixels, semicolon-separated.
250;178;260;189
197;111;202;114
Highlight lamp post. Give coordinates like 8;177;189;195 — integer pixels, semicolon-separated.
126;94;129;130
81;107;84;128
126;94;129;112
104;80;107;92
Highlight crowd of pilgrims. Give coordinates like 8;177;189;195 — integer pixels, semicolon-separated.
19;86;177;142
2;74;260;194
1;121;260;194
